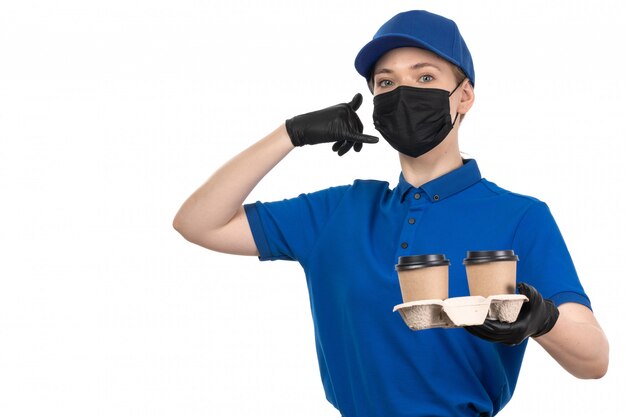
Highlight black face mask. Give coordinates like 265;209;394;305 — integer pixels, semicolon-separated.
372;79;465;158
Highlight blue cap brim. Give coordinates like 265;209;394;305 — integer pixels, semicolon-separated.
354;34;472;85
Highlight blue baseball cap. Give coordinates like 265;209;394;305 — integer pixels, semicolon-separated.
354;10;475;87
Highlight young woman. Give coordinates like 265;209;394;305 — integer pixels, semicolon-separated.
174;10;608;417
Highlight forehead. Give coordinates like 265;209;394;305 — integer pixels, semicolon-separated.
373;47;451;74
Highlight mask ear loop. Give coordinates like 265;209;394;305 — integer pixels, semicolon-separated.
448;77;466;97
448;77;467;126
451;111;460;126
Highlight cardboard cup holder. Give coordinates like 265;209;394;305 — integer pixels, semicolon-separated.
393;294;528;331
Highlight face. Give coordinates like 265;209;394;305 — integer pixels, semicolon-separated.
371;46;473;120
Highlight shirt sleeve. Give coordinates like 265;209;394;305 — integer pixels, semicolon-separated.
511;201;592;310
243;185;351;263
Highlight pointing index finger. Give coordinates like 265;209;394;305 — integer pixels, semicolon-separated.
342;131;379;144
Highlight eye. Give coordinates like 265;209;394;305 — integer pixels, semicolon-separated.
419;74;434;83
377;79;393;88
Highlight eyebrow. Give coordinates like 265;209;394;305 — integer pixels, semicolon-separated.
373;62;442;77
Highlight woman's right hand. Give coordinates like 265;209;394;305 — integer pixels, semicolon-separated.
285;93;379;156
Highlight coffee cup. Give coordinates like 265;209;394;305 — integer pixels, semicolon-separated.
395;254;450;302
463;250;519;297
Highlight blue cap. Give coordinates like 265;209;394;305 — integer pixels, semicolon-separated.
354;10;475;87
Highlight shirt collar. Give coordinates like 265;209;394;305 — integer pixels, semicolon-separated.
396;158;482;202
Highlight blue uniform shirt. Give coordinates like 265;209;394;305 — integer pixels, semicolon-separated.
243;158;591;417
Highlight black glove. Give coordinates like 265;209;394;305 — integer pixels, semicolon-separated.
465;282;560;346
285;93;379;156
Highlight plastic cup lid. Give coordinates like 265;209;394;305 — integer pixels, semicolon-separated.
463;250;519;265
395;254;450;271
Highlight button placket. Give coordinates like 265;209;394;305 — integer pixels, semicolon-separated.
397;189;426;252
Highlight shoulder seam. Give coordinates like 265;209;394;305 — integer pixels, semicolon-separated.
481;180;543;204
352;178;391;187
301;184;352;267
511;200;548;246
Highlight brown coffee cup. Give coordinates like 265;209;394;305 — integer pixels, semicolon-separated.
463;250;519;297
395;254;450;302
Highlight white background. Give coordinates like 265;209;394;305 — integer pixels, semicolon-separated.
1;0;624;416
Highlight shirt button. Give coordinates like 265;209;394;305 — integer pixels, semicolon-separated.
433;194;440;201
413;192;421;200
401;242;408;249
408;218;416;224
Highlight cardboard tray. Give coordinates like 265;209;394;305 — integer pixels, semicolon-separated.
392;294;528;331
